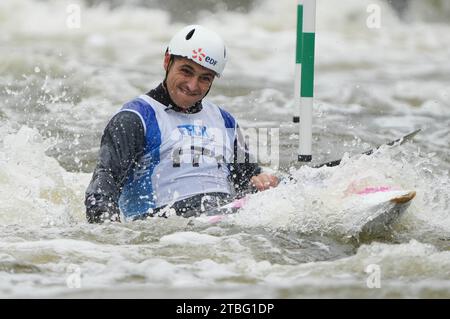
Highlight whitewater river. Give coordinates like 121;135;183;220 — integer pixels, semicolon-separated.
0;0;449;298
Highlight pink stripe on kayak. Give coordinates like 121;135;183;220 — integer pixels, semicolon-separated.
208;215;225;223
231;196;249;209
356;186;392;195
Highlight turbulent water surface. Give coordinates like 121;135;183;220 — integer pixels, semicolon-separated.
0;0;449;298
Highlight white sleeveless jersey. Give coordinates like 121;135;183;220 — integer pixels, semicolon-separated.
118;95;237;219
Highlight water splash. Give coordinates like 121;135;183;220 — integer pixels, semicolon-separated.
0;125;89;226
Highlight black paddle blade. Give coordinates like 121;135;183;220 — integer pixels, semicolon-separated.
313;129;421;169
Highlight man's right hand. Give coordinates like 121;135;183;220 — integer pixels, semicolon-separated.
87;209;120;223
85;194;121;223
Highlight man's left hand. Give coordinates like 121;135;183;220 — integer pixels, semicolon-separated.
250;173;279;192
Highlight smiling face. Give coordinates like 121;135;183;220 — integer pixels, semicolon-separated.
163;53;216;110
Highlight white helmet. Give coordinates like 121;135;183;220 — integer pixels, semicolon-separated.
167;25;227;77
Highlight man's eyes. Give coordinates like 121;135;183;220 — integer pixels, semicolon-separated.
180;68;193;75
180;68;212;83
200;76;212;83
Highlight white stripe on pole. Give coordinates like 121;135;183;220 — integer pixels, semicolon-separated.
303;0;316;33
299;97;313;156
294;63;301;118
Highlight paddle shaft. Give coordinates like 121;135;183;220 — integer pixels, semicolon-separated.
313;129;421;168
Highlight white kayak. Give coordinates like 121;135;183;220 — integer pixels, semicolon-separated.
199;185;416;237
351;188;416;236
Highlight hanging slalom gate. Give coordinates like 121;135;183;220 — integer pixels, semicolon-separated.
294;0;316;163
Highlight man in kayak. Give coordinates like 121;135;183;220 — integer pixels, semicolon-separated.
85;25;279;223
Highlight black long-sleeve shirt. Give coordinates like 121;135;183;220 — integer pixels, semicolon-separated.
85;83;261;223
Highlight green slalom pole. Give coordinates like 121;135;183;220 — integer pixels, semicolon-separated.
298;0;316;163
293;0;303;125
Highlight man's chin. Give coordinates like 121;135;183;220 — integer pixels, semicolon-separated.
175;99;199;109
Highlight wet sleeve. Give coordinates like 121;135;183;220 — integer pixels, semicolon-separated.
228;125;262;197
85;111;145;223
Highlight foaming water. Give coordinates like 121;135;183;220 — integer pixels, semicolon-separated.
223;144;450;242
0;126;88;226
1;0;449;298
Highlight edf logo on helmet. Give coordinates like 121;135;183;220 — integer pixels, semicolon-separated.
192;48;218;66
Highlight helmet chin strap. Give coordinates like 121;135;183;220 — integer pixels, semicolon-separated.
163;54;212;113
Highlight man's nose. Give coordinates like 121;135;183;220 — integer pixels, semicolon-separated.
185;76;199;91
